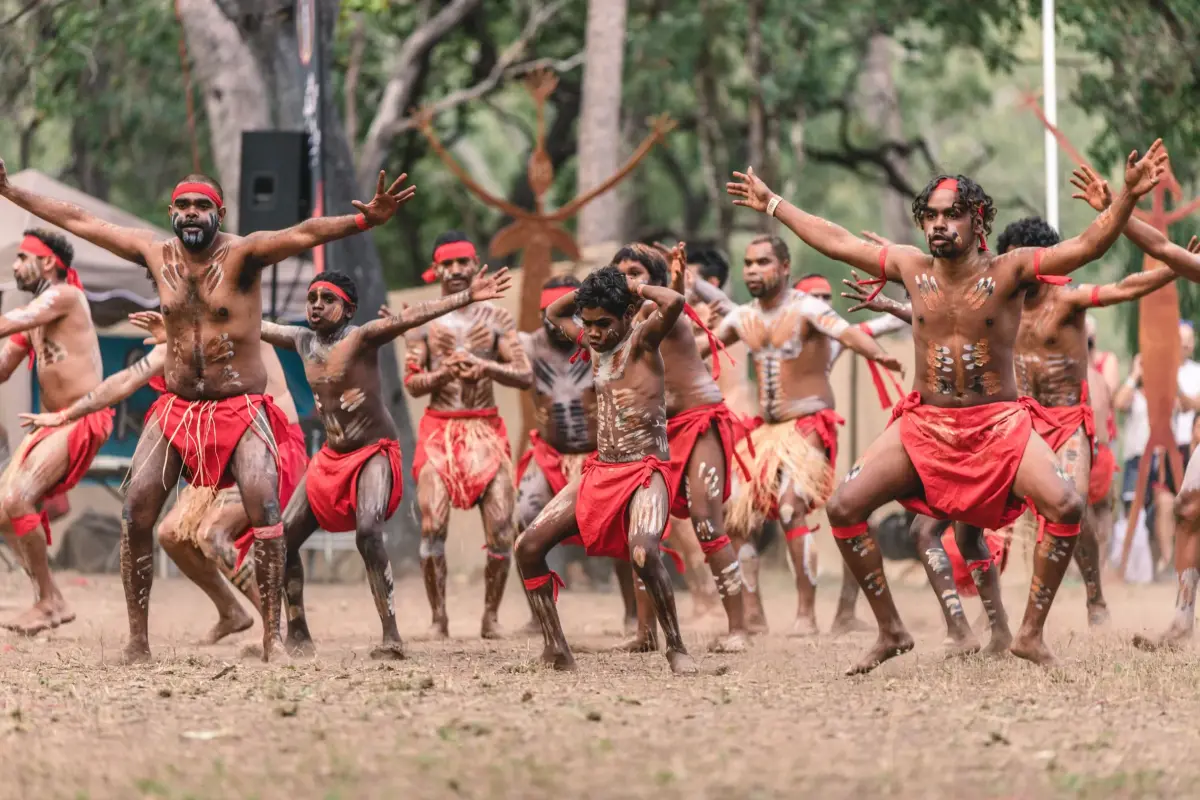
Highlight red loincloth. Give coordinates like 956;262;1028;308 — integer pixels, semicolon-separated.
666;401;751;519
1029;382;1095;454
575;455;675;561
516;431;573;495
794;408;844;471
1089;442;1118;505
146;393;290;489
5;408;113;544
233;423;311;568
889;392;1049;531
412;407;510;509
941;527;1010;597
306;438;404;533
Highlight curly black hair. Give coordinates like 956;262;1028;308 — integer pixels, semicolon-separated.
911;175;997;249
749;234;790;265
995;216;1061;254
309;270;358;307
177;173;225;202
611;243;669;287
575;265;636;318
688;243;730;286
543;273;581;291
23;228;74;277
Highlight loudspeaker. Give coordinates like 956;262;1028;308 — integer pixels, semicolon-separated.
238;131;313;235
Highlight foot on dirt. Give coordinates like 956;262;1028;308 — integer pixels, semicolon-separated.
120;639;152;664
2;603;58;636
1010;632;1059;667
51;602;76;628
541;644;576;671
829;615;873;636
621;615;639;636
480;614;504;640
944;630;982;659
666;649;699;675
982;628;1014;656
285;629;317;657
427;618;450;640
1132;623;1192;652
844;630;915;676
260;635;291;663
1087;603;1111;628
744;612;769;636
200;610;254;645
788;614;819;638
710;632;748;653
609;632;659;653
369;641;406;660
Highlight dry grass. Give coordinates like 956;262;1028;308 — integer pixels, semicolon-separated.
0;565;1195;800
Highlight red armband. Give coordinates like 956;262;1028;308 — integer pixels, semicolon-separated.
355;213;370;231
1089;285;1102;307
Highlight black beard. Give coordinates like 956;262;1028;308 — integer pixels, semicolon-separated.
173;215;219;252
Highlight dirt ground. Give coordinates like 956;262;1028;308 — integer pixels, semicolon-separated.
0;561;1197;800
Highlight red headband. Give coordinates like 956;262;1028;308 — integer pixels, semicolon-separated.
432;241;477;264
20;235;82;290
171;181;223;208
310;281;353;305
795;276;832;295
932;178;989;251
540;286;575;310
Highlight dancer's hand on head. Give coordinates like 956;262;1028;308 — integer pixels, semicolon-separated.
726;167;774;213
468;265;511;302
17;410;65;431
1123;139;1168;198
352;171;417;227
129;311;167;345
1069;165;1113;212
860;231;895;247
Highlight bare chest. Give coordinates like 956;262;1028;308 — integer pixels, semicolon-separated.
426;309;500;363
156;242;251;325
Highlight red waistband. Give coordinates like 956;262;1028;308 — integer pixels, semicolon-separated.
424;406;499;420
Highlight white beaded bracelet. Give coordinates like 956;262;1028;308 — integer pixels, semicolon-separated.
766;195;782;217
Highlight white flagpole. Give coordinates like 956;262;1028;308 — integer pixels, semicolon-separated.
1043;0;1059;230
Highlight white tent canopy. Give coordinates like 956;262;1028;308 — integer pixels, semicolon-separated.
0;170;312;326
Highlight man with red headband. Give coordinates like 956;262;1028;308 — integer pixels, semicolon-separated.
728;146;1166;672
21;317;308;645
406;231;533;639
0;228;108;634
688;236;902;637
0;159;416;662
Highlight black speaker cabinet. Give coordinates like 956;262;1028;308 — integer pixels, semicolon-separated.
238;131;313;235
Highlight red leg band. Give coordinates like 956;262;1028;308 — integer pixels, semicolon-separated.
966;559;992;574
10;512;42;539
785;526;812;542
1043;521;1081;538
524;571;565;603
831;522;869;540
699;534;732;558
253;523;284;540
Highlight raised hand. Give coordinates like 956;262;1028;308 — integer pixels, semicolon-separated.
468;266;512;302
663;241;687;287
842;270;899;314
1123;139;1168;198
352;171;417;227
1069;164;1113;212
18;410;66;431
861;230;895;247
1188;236;1200;255
128;311;167;345
726;166;775;213
875;352;904;374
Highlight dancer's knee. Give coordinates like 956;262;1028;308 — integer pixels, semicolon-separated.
627;534;664;575
1041;487;1085;525
824;489;865;528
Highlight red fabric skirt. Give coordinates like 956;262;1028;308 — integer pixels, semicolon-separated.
10;408;113;544
575;455;675;560
307;439;404;533
941;527;1010;597
1089;442;1117;504
412;407;510;509
516;431;572;495
666;401;751;519
147;393;290;489
890;392;1044;531
1029;382;1095;454
793;408;845;471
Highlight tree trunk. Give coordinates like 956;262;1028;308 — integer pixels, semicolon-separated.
745;0;769;233
575;0;628;249
181;0;422;567
857;34;911;244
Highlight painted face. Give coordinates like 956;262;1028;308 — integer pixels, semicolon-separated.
170;192;222;252
579;305;632;353
435;255;477;294
614;258;655;288
743;242;786;298
307;285;353;333
918;187;976;259
12;250;46;293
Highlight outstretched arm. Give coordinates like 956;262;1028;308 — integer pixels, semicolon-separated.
1069;268;1177;309
635;282;686;350
0;289;70;338
241;171;416;269
836;326;904;373
544;289;583;343
19;346;166;430
365;267;512;347
688;275;737;320
0;157;155;265
261;321;304;351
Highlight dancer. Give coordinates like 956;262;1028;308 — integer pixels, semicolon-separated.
516;265;697;673
689;236;902;635
23;318;308;644
0;161;416;660
259;267;511;656
728;142;1166;672
515;275;639;633
406;232;532;639
0;228;109;634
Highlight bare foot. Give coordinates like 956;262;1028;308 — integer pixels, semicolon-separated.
710;632;748;653
261;635;291;663
369;641;406;660
541;644;576;671
621;615;639;636
829;615;873;636
609;631;659;653
285;627;316;657
427;618;450;640
51;602;76;628
788;614;819;638
666;649;699;675
200;610;254;645
480;614;504;640
944;631;982;659
121;639;152;664
1087;603;1111;628
2;603;57;636
1133;622;1192;652
982;627;1014;656
844;630;915;676
1009;631;1059;667
745;612;769;636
